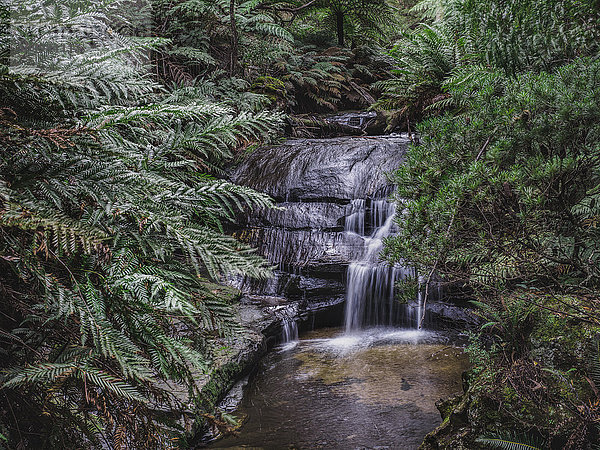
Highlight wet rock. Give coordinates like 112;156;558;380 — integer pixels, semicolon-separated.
229;134;410;319
288;115;367;138
234;269;345;301
246;202;347;230
230;136;408;202
230;132;473;334
324;110;377;132
216;375;250;413
297;275;345;296
426;301;480;329
237;227;363;267
298;295;347;330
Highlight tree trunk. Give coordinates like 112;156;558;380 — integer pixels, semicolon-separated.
229;0;239;75
336;10;344;47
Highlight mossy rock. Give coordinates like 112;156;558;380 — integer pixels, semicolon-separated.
422;306;600;449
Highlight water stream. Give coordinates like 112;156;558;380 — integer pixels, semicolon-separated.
209;328;469;449
281;317;299;345
230;135;427;324
217;131;468;448
343;198;416;332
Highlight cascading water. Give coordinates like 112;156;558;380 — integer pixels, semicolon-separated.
343;198;418;332
229;134;428;329
212;128;470;450
344;199;365;235
281;317;299;343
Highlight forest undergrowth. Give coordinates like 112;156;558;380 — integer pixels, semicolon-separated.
2;0;600;447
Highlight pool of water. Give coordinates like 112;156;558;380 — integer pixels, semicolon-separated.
207;327;470;449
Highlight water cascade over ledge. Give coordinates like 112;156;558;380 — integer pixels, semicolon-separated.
281;317;299;343
344;198;417;331
212;130;472;449
230;134;428;328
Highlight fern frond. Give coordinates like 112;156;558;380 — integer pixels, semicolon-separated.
477;435;541;450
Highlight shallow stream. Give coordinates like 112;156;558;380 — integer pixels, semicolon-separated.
209;327;469;449
217;129;471;448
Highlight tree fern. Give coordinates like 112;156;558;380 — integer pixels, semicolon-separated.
372;23;468;123
374;0;600;123
153;0;294;81
0;0;283;446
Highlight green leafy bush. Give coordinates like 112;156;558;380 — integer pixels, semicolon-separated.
385;59;600;300
375;0;600;124
385;55;600;450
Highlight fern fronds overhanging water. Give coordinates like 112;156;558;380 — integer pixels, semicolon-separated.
0;0;282;446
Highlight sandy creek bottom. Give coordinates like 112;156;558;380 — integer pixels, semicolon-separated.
208;327;470;449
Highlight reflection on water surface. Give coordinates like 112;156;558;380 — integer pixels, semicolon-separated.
209;327;469;450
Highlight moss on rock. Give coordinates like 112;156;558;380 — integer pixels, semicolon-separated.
421;297;600;449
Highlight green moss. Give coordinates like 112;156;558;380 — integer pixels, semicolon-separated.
198;361;243;408
424;308;600;448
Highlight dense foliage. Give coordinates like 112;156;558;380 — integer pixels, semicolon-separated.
0;0;282;447
383;0;600;447
253;46;392;113
147;0;402;114
0;0;406;444
4;0;599;446
374;0;600;123
151;0;294;78
296;0;397;47
388;61;600;296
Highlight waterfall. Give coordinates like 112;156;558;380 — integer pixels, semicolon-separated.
281;318;299;344
343;199;414;332
345;199;365;235
229;135;415;329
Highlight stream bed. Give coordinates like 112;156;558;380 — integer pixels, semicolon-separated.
213;129;473;449
209;327;469;449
